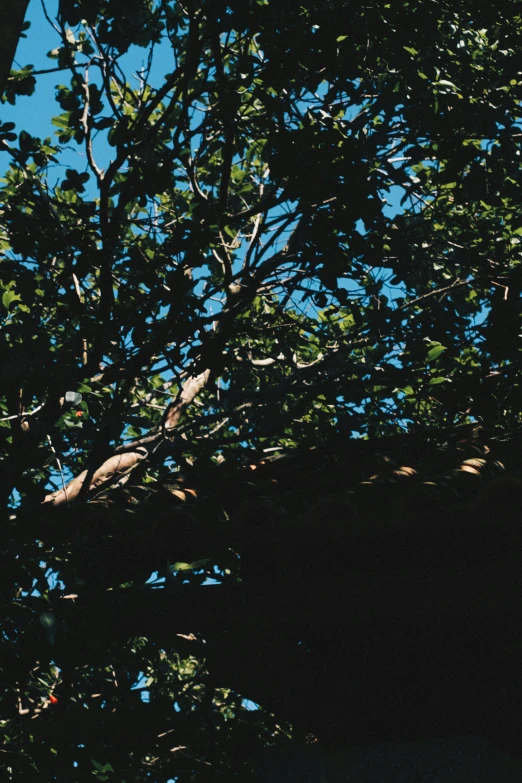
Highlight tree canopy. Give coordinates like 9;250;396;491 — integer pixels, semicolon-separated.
2;0;522;779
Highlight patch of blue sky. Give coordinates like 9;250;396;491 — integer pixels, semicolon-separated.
45;565;65;591
131;671;151;702
17;558;62;598
2;2;88;177
3;2;62;128
382;184;407;219
8;488;21;508
3;1;192;183
146;571;166;586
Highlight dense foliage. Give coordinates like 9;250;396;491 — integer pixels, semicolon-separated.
2;0;522;778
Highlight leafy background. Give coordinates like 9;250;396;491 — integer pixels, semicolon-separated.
1;0;522;779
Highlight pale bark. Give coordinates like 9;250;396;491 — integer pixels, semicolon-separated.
43;448;148;506
42;369;212;506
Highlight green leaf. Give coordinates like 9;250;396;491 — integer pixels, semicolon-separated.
2;290;21;310
170;559;211;573
51;113;71;130
436;79;457;88
426;344;447;362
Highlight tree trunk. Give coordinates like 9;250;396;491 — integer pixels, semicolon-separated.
0;0;31;97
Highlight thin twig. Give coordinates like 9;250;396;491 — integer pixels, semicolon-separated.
80;68;103;182
46;434;67;501
398;279;469;311
0;403;44;422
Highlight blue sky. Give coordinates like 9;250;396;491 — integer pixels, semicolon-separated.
4;0;182;176
4;1;71;141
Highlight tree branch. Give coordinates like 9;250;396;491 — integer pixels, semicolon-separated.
164;370;211;434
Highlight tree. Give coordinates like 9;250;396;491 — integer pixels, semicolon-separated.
2;0;522;779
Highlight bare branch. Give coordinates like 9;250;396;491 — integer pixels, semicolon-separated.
80;69;103;182
398;279;469;311
43;448;149;507
0;401;44;423
46;434;67;500
164;370;211;435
